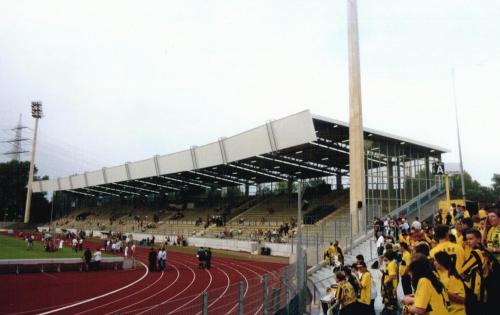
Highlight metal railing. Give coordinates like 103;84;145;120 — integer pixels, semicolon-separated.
134;261;305;315
386;183;444;219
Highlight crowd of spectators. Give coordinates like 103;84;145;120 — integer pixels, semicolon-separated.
321;202;500;315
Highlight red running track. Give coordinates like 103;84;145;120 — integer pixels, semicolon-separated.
0;242;285;315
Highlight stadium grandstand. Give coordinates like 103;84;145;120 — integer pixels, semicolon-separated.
33;110;447;253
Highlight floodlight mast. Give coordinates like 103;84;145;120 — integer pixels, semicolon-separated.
347;0;365;236
24;101;43;224
451;69;467;207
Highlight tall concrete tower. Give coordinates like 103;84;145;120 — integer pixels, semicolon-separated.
347;0;365;236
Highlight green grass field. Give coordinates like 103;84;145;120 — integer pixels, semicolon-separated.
0;235;87;259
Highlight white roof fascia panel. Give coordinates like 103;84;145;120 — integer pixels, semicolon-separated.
158;150;194;175
60;177;71;190
311;114;449;153
106;165;128;183
86;170;105;186
272;110;317;150
32;181;42;193
129;158;157;180
43;179;59;192
71;175;86;189
196;142;224;169
224;125;272;163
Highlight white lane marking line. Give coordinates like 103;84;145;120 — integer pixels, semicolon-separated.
41;272;58;280
74;269;166;315
7;301;77;315
167;261;213;315
104;259;181;315
134;259;197;315
194;266;230;315
8;251;159;315
223;263;250;315
228;261;275;315
37;261;149;315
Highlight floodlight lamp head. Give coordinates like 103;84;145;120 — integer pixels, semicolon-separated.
31;101;43;119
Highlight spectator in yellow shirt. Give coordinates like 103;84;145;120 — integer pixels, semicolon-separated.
381;250;399;314
478;208;488;220
434;251;466;315
461;205;470;219
402;256;450;315
399;242;413;295
357;261;372;313
399;230;410;247
462;228;486;311
486;207;500;263
430;224;465;274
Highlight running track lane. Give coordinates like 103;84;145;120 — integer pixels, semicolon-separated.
0;266;147;315
1;242;285;315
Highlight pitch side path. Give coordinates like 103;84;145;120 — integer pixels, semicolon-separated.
0;238;286;315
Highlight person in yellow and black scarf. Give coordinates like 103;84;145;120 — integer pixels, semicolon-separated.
381;250;399;315
332;271;357;315
402;255;450;315
461;228;487;314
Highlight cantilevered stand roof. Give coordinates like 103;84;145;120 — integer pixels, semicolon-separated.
33;110;448;197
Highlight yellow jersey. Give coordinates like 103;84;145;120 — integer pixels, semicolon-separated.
414;277;450;315
358;271;372;305
400;251;411;276
437;270;466;315
384;260;399;292
478;209;487;220
328;245;336;256
399;235;410;246
461;249;486;300
487;226;500;263
430;241;465;274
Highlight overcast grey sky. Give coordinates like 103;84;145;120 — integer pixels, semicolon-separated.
0;0;499;186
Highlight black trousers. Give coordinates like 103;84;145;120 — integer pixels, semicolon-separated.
321;301;330;315
357;302;370;313
339;303;356;315
401;274;413;295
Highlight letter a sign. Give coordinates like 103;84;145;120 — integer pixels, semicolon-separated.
433;162;445;175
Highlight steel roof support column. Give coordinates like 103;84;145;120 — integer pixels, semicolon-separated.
125;162;131;180
218;138;228;165
102;167;108;184
190;146;198;170
296;180;304;313
83;172;89;187
336;174;343;191
153;155;161;177
265;121;278;152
